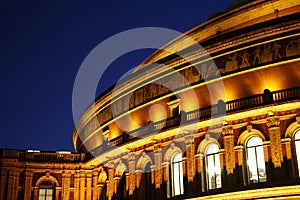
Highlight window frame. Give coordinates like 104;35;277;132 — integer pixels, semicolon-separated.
38;181;54;200
170;153;184;197
245;136;267;184
205;143;222;190
294;130;300;178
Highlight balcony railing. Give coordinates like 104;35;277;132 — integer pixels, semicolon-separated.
16;151;84;162
92;87;300;155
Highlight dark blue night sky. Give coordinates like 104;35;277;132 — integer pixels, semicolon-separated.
0;0;233;152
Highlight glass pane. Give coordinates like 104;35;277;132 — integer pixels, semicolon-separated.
46;189;53;195
179;162;184;194
39;189;45;195
246;136;266;183
173;153;182;162
295;140;300;177
256;146;266;180
295;130;300;140
247;147;258;182
206;144;222;190
206;143;218;154
247;136;263;147
172;153;184;196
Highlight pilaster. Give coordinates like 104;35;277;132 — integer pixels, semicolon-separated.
153;142;162;189
267;116;283;168
62;171;71;200
74;172;80;200
24;170;33;200
80;171;86;200
7;169;19;200
185;131;196;182
92;170;99;200
107;162;115;200
128;152;136;195
223;126;235;175
86;173;93;200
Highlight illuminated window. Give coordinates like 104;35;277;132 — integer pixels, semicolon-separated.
246;136;267;183
171;153;184;197
39;182;53;200
294;130;300;177
205;143;222;190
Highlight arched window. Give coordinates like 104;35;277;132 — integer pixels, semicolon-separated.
205;143;222;190
39;181;54;200
246;136;266;183
294;130;300;177
171;153;184;197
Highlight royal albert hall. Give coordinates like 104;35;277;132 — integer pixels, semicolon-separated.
1;0;300;199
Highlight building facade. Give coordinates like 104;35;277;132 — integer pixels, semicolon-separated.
1;0;300;199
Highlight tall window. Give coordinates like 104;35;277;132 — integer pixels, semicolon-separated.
205;143;222;190
39;181;53;200
246;136;267;183
171;153;184;197
294;130;300;177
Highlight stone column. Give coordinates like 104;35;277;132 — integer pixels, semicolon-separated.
80;171;86;200
128;152;136;196
86;173;92;200
74;172;80;200
92;171;99;200
24;170;33;200
267;116;283;168
185;131;196;182
62;172;71;200
223;126;235;175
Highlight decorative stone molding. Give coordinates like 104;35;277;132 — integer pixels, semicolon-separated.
115;162;127;178
223;126;235;174
185;131;196;182
164;143;182;162
237;129;266;146
153;142;162;189
197;135;220;154
128;152;136;195
136;152;153;170
267;116;283;168
98;169;107;184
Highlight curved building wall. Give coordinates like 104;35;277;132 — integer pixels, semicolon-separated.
71;0;300;199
